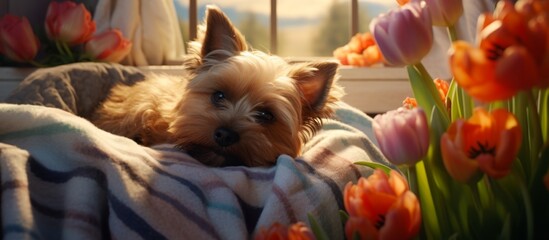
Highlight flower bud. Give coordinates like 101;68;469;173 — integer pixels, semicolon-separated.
369;1;433;66
373;107;430;166
85;29;132;63
45;1;96;45
0;14;39;62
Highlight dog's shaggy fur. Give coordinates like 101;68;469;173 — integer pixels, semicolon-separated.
90;5;343;167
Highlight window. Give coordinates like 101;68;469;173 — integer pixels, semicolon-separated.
172;0;396;57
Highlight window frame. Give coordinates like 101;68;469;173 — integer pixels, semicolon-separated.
186;0;360;54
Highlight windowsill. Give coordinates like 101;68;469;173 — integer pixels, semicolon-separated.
0;65;412;113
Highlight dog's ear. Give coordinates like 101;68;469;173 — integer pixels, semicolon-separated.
201;5;247;59
290;61;340;111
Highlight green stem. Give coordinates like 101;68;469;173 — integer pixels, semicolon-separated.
517;175;534;240
407;165;419;198
28;60;47;68
61;42;74;60
406;165;426;239
55;41;67;55
447;24;458;42
55;41;74;61
526;90;542;181
513;92;532;178
539;88;549;143
469;183;484;215
415;161;442;239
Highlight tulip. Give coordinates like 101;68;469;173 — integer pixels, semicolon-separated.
45;1;96;45
450;0;549;102
85;29;132;63
433;78;449;102
373;107;430;166
288;222;316;240
441;108;522;183
369;1;433;66
449;41;527;102
424;0;464;26
255;223;287;240
254;222;315;240
0;14;39;63
344;170;421;240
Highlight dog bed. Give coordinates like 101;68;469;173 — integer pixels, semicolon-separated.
0;63;390;239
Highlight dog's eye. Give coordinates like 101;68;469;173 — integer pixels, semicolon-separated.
211;91;225;107
254;110;274;124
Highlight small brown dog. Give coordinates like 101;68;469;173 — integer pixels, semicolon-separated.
91;5;343;167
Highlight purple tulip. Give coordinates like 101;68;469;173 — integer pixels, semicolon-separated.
373;107;430;166
369;1;433;66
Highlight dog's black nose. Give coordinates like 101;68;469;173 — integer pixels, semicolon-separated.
214;127;240;147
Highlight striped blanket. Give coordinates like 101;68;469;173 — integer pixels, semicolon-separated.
0;102;389;239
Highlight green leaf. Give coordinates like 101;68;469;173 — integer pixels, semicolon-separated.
539;88;548;143
307;213;330;240
529;146;549;239
512;92;532;177
407;63;450;126
339;210;349;225
354;161;392;175
498;214;512;240
448;79;461;121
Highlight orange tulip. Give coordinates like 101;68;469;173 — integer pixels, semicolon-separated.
449;41;534;102
344;169;421;240
433;78;449;102
450;0;549;101
45;1;96;45
254;222;315;240
85;29;132;63
0;14;39;63
441;108;522;182
288;222;316;240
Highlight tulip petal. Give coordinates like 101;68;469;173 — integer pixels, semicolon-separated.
345;216;378;240
379;191;421;240
441;132;481;183
495;45;539;90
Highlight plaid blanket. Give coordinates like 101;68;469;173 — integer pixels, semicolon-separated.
0;102;389;239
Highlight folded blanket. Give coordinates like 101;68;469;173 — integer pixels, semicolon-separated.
0;102;389;239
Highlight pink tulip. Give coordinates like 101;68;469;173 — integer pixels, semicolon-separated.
369;1;433;66
45;1;96;45
424;0;464;26
85;29;132;63
373;107;430;166
0;14;39;62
